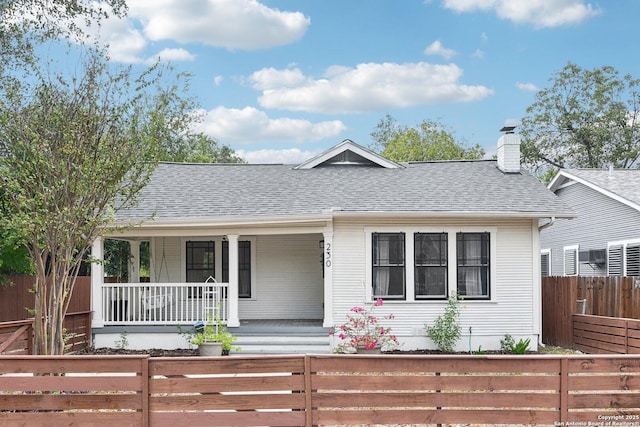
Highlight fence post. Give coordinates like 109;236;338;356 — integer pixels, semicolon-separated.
305;355;312;427
625;320;630;354
560;358;568;423
142;355;149;427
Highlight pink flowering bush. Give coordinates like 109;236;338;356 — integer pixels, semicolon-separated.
331;298;399;353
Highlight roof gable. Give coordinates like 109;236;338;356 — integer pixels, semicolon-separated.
549;169;640;213
294;139;402;170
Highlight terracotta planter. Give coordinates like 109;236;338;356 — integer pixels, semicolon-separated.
198;342;223;356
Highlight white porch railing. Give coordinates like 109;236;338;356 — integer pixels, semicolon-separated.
101;282;228;325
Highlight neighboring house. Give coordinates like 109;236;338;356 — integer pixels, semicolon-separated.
541;169;640;278
91;132;573;352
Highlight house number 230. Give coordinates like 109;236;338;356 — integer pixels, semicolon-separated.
325;242;332;268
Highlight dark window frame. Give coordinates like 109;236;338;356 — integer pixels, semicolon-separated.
414;232;448;300
456;232;490;300
372;232;406;300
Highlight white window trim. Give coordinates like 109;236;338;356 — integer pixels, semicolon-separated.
563;245;579;276
608;238;640;276
540;248;551;277
180;236;257;300
365;226;497;302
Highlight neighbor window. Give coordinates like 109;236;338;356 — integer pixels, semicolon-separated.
414;233;448;299
456;232;490;299
372;233;405;299
223;240;252;298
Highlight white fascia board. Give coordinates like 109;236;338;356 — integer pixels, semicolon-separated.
552;170;640;214
107;213;333;230
331;210;576;219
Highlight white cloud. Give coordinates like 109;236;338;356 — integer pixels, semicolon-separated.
249;62;493;114
442;0;601;28
213;75;224;86
424;40;457;60
128;0;310;50
196;106;347;144
83;0;309;63
154;48;196;62
237;148;322;164
516;81;538;92
472;49;485;59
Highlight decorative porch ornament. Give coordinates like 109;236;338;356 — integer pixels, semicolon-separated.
331;298;399;353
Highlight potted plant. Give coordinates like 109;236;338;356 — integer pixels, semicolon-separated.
189;314;238;356
331;298;399;353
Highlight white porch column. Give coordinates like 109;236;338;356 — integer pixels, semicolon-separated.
129;240;140;283
91;236;104;328
322;231;334;328
227;234;240;327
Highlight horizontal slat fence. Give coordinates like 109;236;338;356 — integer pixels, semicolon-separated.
0;320;33;355
2;354;640;426
0;355;148;426
574;314;640;354
0;312;91;355
148;355;307;426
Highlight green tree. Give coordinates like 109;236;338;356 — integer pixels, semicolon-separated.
370;114;485;162
521;62;640;177
0;49;197;354
159;132;245;164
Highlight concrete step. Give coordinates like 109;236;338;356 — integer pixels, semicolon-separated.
234;335;331;354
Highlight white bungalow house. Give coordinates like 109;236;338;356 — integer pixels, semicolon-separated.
91;131;574;352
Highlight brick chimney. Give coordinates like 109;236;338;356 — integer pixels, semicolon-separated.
497;126;521;173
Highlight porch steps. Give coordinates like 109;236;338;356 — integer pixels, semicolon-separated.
229;319;331;354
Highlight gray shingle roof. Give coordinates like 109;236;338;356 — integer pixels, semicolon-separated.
116;159;573;223
559;169;640;209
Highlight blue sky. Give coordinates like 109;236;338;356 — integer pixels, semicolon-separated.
87;0;638;163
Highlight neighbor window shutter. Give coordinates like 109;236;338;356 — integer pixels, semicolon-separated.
626;244;640;276
541;252;550;277
564;248;577;276
608;245;623;276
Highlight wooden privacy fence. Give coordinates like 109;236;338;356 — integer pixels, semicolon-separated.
0;275;91;322
542;275;640;349
2;354;640;426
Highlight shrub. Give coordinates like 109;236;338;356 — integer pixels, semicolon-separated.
426;292;461;353
332;298;399;353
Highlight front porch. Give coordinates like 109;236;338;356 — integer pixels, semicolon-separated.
90;228;335;352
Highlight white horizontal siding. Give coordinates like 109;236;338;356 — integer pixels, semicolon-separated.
241;234;324;320
151;237;181;283
330;218;538;349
